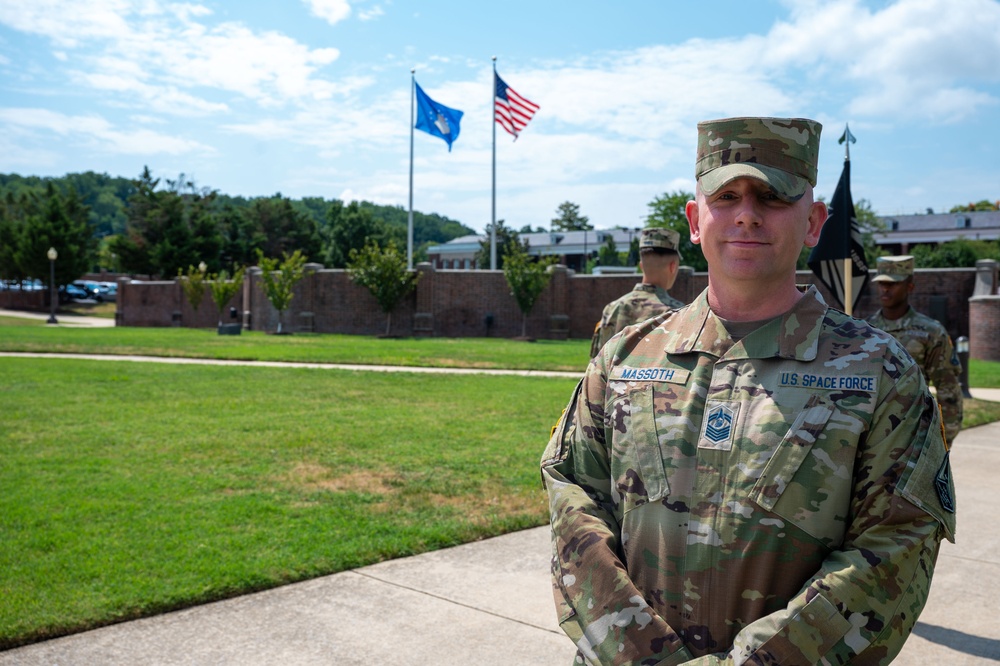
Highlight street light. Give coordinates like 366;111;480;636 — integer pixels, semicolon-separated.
46;247;58;325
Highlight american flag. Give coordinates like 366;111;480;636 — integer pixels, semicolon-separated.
494;72;539;140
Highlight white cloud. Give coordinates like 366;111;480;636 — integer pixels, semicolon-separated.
0;0;345;112
0;107;211;155
358;5;384;21
767;0;1000;122
302;0;350;25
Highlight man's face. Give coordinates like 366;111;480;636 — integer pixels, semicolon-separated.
685;178;827;286
876;278;913;311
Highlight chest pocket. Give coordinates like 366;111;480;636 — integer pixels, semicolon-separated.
748;394;850;547
611;384;670;515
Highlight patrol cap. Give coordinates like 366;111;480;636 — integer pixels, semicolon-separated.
639;227;680;251
695;117;822;202
872;255;915;283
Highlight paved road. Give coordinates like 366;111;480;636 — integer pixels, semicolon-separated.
0;307;114;327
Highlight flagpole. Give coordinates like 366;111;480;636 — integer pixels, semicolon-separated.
490;56;497;271
408;69;415;270
842;124;852;316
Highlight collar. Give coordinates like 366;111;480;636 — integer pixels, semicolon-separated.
666;286;827;361
634;283;669;300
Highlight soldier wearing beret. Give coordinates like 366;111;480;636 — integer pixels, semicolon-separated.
543;117;955;665
867;255;963;444
589;228;685;357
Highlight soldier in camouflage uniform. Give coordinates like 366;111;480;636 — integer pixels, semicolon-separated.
542;117;956;665
867;255;963;444
590;228;685;357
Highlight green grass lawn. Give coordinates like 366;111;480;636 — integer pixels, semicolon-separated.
0;322;591;372
0;357;577;648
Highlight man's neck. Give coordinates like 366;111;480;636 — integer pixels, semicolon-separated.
705;280;803;322
880;303;911;321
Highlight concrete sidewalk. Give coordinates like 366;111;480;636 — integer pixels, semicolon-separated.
0;307;114;327
3;423;999;665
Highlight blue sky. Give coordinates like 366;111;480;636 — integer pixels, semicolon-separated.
1;0;998;234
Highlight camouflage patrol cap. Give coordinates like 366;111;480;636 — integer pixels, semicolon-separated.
696;117;822;202
872;255;915;283
639;227;680;251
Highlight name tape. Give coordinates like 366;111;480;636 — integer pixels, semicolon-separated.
610;366;690;385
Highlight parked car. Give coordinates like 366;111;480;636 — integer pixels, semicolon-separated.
73;280;104;301
97;281;118;302
59;283;90;303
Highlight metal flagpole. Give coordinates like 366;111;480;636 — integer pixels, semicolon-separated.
408;69;415;270
490;56;497;271
842;124;852;316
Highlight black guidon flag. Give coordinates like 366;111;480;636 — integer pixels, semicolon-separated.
808;157;870;312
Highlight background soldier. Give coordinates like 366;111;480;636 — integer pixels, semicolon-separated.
543;117;955;665
867;255;963;443
589;228;684;357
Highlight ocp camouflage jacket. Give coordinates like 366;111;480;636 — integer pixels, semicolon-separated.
543;287;956;665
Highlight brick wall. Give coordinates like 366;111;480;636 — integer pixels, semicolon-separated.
115;264;987;344
116;277;241;329
970;296;1000;361
0;288;45;310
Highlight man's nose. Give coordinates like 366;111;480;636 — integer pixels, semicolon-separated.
733;199;762;226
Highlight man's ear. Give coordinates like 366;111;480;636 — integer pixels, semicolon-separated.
803;200;828;248
686;200;702;245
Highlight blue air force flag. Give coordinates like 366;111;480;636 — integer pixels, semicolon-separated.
414;81;463;151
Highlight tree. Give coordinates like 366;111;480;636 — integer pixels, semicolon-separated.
551;201;592;232
502;240;557;339
949;200;999;213
219;204;266;268
257;249;307;334
209;266;246;326
13;184;95;287
112;168;219;278
645;190;705;271
911;239;1000;268
179;263;208;314
626;236;640;267
248;195;321;261
475;220;521;269
324;201;387;268
347;241;420;336
598;234;626;268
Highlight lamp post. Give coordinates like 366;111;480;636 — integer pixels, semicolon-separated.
955;335;972;398
46;247;58;325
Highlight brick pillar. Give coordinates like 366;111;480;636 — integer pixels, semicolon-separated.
298;262;322;332
969;295;1000;361
413;262;435;336
974;259;998;297
115;277;129;326
548;264;570;340
246;267;262;331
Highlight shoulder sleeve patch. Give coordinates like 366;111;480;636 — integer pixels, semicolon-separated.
899;427;957;543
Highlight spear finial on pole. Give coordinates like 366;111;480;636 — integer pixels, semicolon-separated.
838;124;856;162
